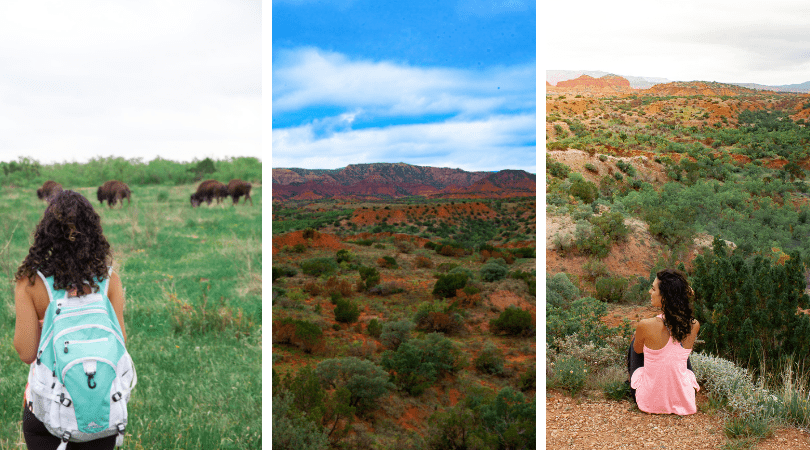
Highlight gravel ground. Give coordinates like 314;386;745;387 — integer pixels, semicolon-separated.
546;390;810;449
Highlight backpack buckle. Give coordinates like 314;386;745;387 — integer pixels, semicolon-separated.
112;391;123;402
59;393;72;407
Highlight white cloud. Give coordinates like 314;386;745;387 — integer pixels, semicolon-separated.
273;47;534;118
272;113;536;172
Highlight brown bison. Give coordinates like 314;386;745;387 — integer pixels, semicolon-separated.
227;179;253;205
190;179;229;207
37;180;63;202
97;180;131;208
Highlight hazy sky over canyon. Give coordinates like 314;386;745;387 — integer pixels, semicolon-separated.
272;0;537;173
0;0;261;165
545;0;810;86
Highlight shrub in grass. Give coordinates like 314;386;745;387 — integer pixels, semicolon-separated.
474;387;536;449
314;357;395;413
357;266;380;291
273;318;324;354
368;281;406;296
334;299;360;324
594;276;628;303
377;256;398;269
380;319;415;350
480;262;508;282
415;255;434;268
724;415;773;440
272;390;329;450
602;379;631;401
171;292;254;339
424;241;437;250
437;262;458;273
325;276;353;298
156;191;169;202
546;272;580;308
394;240;415;254
570;179;599;204
550;356;587;395
381;333;463;396
413;302;465;335
448;265;475;280
302;227;317;239
489;307;533;336
292;243;307;253
432;273;468;298
335;249;352;263
519;365;536;392
272;265;298;281
300;258;338;277
584;163;598;173
280;366;326;425
474;341;505;375
508;247;536;258
367;319;383;338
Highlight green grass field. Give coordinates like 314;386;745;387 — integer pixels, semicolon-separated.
0;184;262;449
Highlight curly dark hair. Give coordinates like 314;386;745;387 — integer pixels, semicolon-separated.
15;190;112;292
657;268;695;343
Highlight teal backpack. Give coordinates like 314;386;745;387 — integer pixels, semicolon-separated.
26;269;136;449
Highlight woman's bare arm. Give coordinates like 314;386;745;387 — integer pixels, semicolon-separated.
633;320;647;353
14;278;40;364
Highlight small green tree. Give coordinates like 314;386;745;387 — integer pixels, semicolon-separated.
489;307;533;336
314;357;394;413
334;299;360;324
381;333;463;396
358;266;380;291
380;319;414;350
432;273;468;298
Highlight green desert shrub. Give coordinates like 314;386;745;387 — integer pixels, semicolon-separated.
334;299;360;324
380;319;415;350
314;357;395;413
273;265;298;281
380;333;463;396
474;341;505;375
357;266;380;291
594;276;628;303
335;249;352;263
432;273;469;298
272;391;329;450
570;179;599;204
300;258;338;277
489;307;533;336
480;261;508;282
691;240;810;375
366;318;383;338
549;356;588;395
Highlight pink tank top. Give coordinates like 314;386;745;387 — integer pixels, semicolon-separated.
630;316;700;415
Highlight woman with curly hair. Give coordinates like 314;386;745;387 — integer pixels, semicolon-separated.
627;268;700;415
13;190;126;449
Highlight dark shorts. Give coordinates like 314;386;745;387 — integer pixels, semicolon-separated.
22;407;117;450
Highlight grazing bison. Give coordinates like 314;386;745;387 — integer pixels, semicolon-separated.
227;179;253;206
97;180;131;208
190;179;229;207
37;180;63;202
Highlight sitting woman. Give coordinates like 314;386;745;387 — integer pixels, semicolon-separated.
627;268;700;415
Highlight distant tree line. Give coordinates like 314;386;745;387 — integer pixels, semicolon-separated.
0;156;261;188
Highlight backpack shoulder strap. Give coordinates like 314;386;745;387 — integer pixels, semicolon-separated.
35;271;64;303
97;267;114;297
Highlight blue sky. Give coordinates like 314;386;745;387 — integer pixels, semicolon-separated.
271;0;536;173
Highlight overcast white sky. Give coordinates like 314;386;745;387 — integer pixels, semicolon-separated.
544;0;810;86
0;0;261;165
